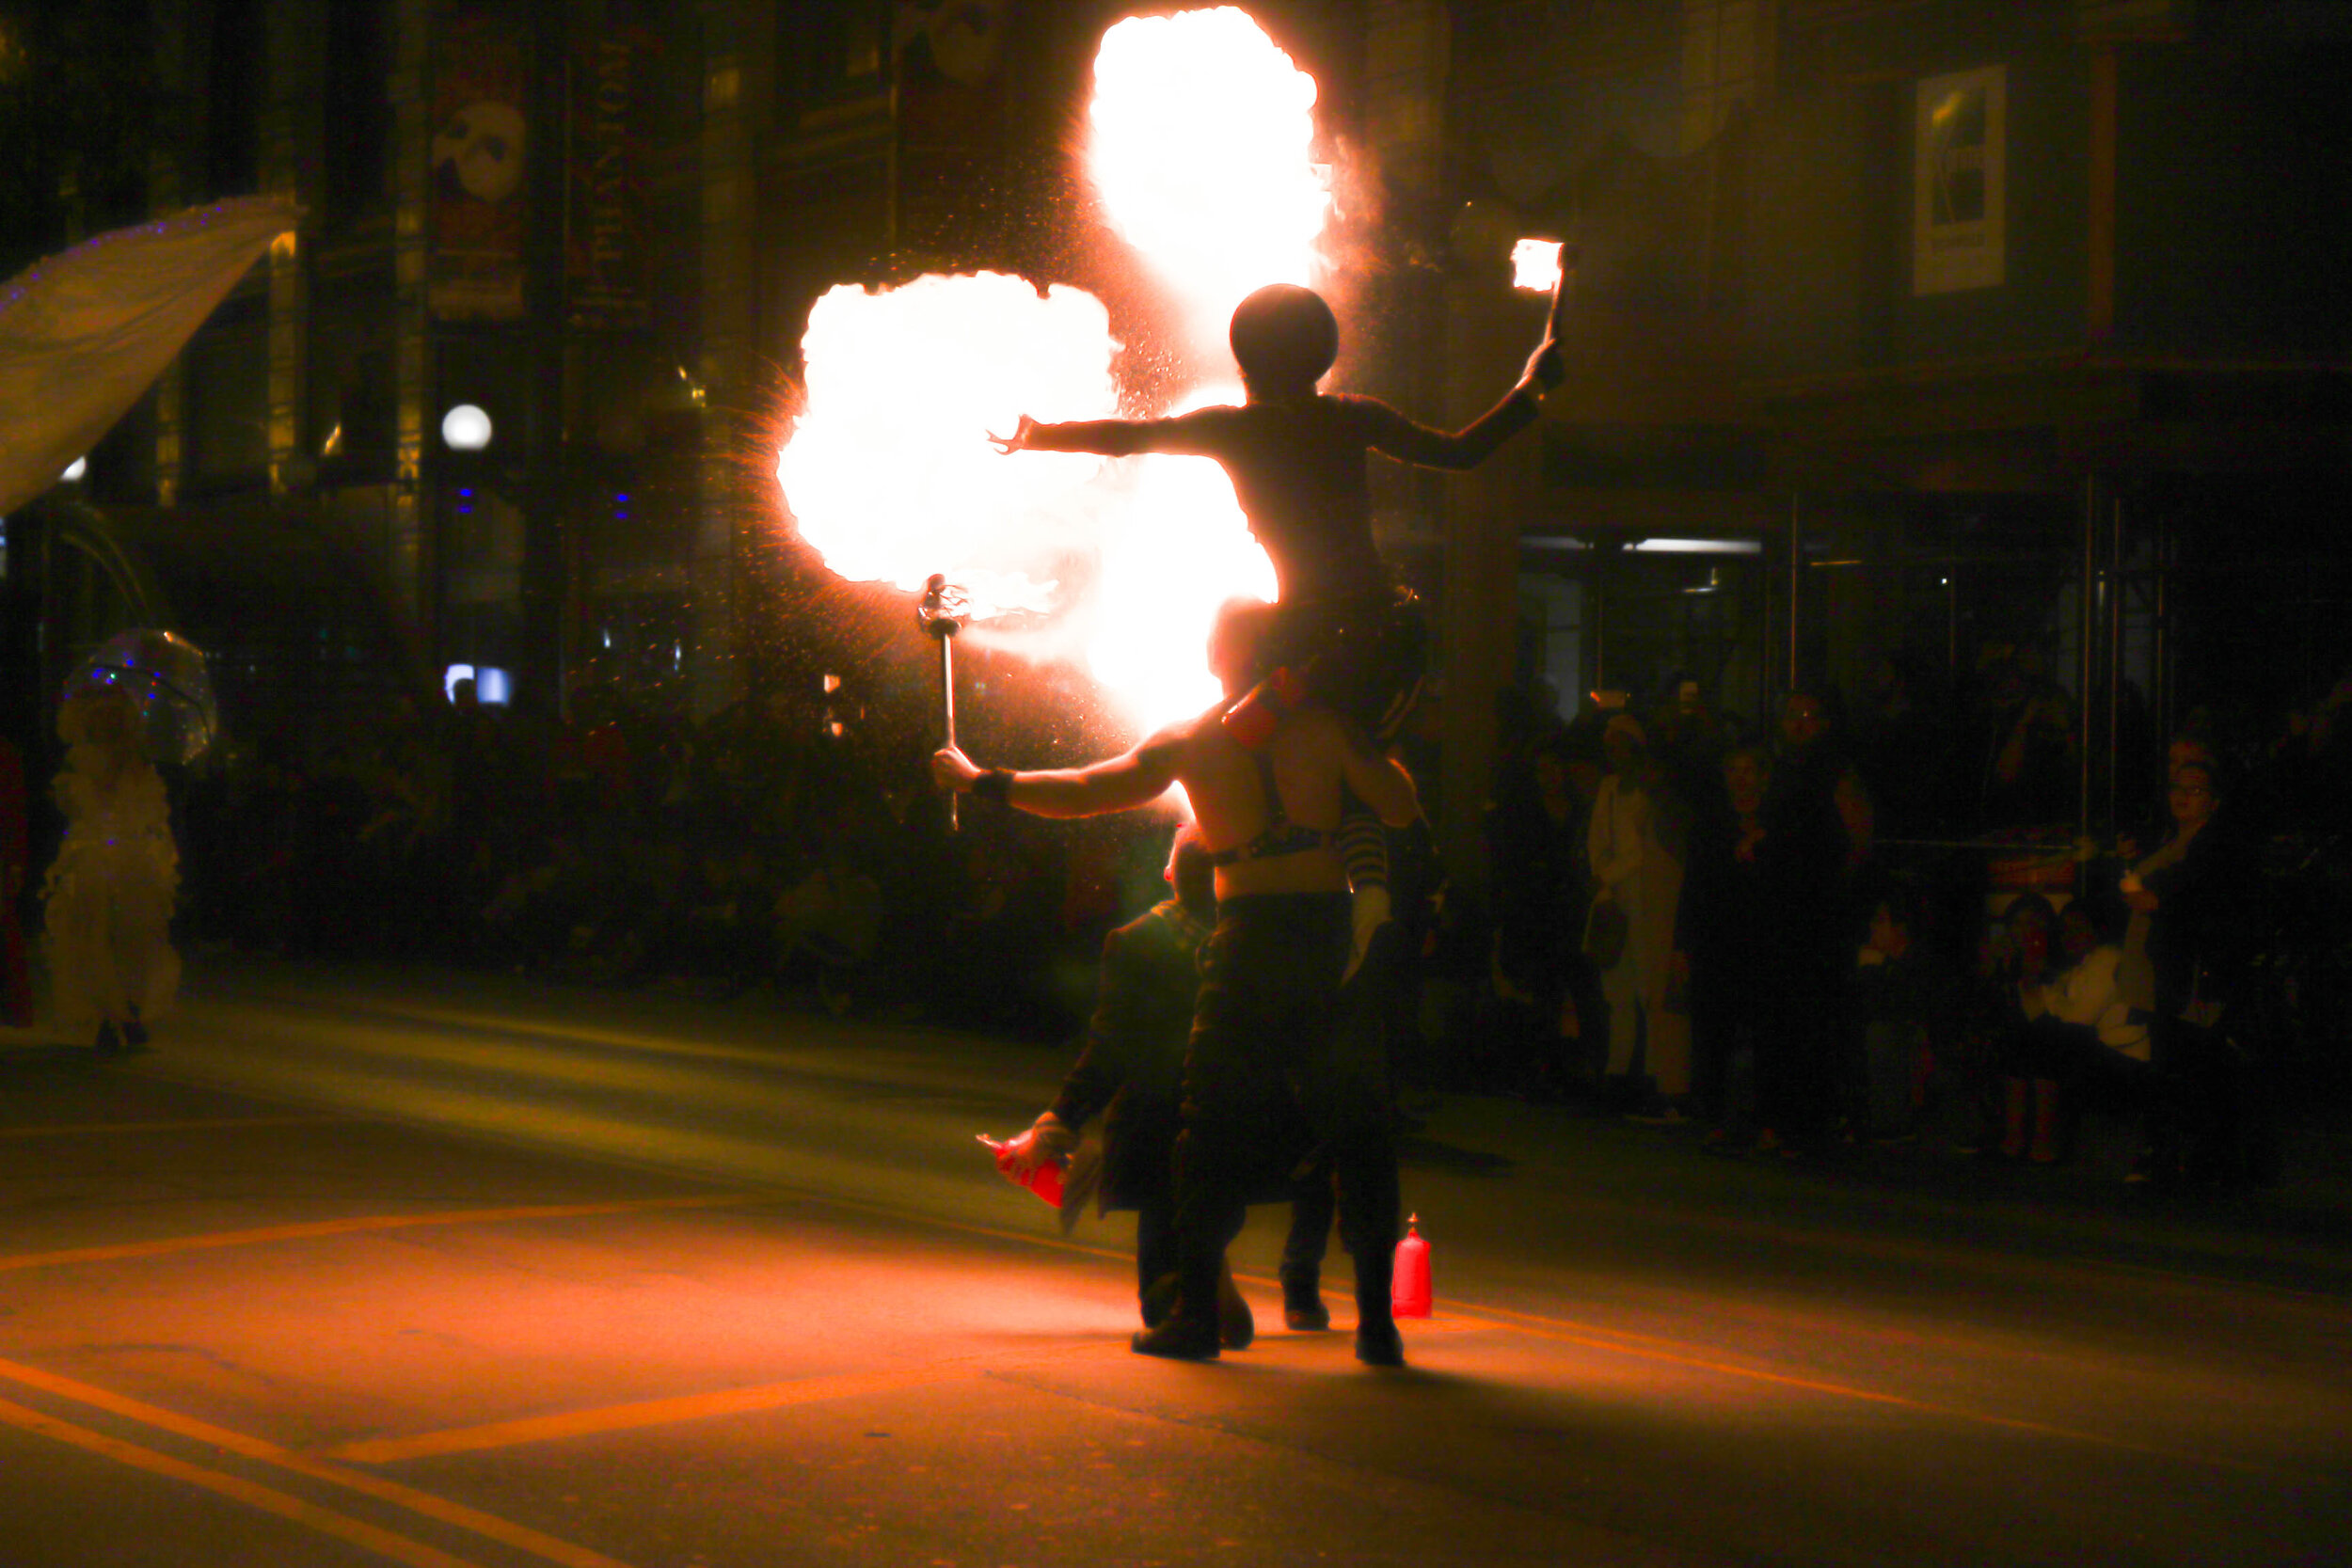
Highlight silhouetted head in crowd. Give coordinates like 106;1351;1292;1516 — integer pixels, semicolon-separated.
1724;746;1772;818
2168;759;2223;836
2003;892;2058;979
1867;883;1926;960
1781;688;1833;753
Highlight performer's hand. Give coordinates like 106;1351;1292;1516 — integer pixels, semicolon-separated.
1005;1114;1076;1175
986;414;1039;454
930;746;980;793
1519;244;1574;394
1519;337;1565;394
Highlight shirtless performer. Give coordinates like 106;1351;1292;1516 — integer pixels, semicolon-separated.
931;597;1422;1365
991;261;1570;968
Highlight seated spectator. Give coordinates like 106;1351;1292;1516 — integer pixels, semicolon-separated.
2016;895;2149;1165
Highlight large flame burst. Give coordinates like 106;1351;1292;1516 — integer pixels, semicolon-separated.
775;7;1319;736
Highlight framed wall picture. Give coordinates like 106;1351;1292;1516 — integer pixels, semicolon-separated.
1913;65;2006;295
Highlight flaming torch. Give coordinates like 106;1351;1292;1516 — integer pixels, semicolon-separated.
917;574;969;829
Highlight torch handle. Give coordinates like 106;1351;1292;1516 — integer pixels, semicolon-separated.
1547;243;1575;340
938;630;959;832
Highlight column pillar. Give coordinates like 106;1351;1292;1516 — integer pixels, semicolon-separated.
693;0;754;718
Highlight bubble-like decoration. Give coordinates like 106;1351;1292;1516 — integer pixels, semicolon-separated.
63;629;219;765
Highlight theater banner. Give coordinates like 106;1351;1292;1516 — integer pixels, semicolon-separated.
567;3;657;332
1913;65;2006;296
430;1;530;320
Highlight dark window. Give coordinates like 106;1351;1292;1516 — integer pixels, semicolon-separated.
325;0;392;223
782;0;887;105
205;0;266;198
187;292;269;488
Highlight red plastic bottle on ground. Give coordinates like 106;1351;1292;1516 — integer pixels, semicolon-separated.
1392;1213;1432;1318
977;1133;1065;1206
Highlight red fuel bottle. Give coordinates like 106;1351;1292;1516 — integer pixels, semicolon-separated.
977;1133;1065;1207
1391;1213;1432;1318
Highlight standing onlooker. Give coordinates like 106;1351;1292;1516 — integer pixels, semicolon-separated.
2117;758;2266;1189
40;686;181;1053
1676;745;1780;1148
1484;729;1595;1100
1585;715;1687;1117
1759;689;1853;1153
1843;883;1956;1146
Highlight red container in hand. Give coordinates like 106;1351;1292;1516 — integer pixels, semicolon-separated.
977;1133;1065;1206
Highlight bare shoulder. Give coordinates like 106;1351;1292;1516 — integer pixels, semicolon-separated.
1144;708;1223;771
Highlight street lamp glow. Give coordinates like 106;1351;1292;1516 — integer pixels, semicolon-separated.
441;404;493;451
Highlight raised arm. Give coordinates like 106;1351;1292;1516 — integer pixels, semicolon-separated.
931;727;1188;820
1364;245;1571;472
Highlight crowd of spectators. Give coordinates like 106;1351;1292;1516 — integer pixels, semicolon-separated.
167;672;1168;1043
1476;653;2352;1193
131;638;2352;1195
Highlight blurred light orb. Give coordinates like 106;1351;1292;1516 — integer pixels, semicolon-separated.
442;404;493;451
60;456;87;483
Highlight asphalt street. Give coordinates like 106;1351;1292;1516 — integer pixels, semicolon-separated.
0;955;2346;1567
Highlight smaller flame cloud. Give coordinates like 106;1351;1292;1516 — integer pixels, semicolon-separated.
776;273;1120;624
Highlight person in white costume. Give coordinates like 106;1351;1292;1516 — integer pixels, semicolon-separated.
40;685;180;1053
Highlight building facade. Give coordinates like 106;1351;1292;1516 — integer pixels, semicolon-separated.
27;0;2351;881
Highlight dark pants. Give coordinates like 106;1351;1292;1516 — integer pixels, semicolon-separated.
1174;894;1398;1333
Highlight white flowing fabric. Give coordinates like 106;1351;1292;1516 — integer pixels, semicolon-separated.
40;752;181;1040
0;197;299;516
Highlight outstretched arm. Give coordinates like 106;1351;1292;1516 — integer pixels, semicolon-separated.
931;727;1188;819
990;407;1227;459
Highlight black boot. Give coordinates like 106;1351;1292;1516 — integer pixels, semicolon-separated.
1215;1257;1254;1351
1280;1268;1330;1332
1131;1312;1220;1360
1355;1318;1406;1367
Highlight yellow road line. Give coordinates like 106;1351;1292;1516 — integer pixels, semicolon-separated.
0;1356;639;1568
0;1392;492;1568
331;1354;1070;1464
0;1193;754;1274
1424;1303;2254;1468
0;1115;345;1139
